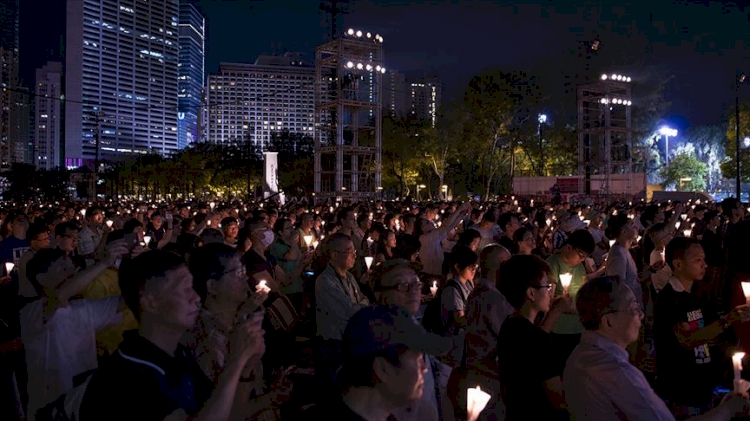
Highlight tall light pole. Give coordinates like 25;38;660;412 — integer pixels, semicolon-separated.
538;113;547;176
659;126;677;167
736;73;747;200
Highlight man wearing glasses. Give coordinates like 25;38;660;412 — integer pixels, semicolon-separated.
372;259;454;421
315;234;370;392
497;255;572;421
545;229;598;364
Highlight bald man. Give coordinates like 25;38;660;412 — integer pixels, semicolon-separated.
451;245;514;420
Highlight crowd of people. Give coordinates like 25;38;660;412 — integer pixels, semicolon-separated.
2;195;750;420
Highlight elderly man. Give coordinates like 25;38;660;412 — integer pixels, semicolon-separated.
372;259;454;421
565;276;748;421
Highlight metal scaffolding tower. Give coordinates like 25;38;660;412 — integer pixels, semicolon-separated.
577;73;633;197
314;29;383;201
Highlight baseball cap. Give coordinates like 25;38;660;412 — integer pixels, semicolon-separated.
343;305;452;357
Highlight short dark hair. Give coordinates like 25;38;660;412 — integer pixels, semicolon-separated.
273;217;291;234
498;254;551;309
576;276;626;330
512;226;531;243
123;218;143;234
188;243;239;303
450;246;479;273
336;347;406;390
27;223;49;242
54;221;80;237
497;212;517;230
119;249;185;321
27;248;67;296
324;232;353;257
565;229;595;256
481;209;497;223
665;236;700;271
606;213;631;239
221;217;238;228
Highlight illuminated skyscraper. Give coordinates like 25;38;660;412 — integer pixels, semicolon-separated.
0;0;25;167
65;0;180;169
178;3;204;149
410;76;442;127
34;61;63;170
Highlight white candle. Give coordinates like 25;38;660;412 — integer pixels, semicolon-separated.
81;209;87;217
106;220;113;228
430;281;438;297
734;351;746;393
674;221;680;229
680;214;687;221
467;386;491;421
583;219;590;227
312;240;319;250
742;282;750;304
364;256;374;270
559;273;573;294
683;229;691;238
4;262;14;275
609;239;616;248
256;280;270;294
143;235;152;246
303;235;313;247
209;201;215;210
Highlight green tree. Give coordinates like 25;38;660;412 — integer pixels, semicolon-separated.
382;115;425;197
661;151;707;191
268;130;314;196
721;105;750;182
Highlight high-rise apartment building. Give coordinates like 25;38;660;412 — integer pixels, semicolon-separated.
65;0;180;169
178;3;204;149
410;77;442;127
0;0;25;167
34;61;63;170
382;70;408;118
205;53;315;149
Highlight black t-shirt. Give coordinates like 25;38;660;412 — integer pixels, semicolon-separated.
654;282;720;406
497;315;567;421
499;235;519;255
79;331;214;421
305;397;398;421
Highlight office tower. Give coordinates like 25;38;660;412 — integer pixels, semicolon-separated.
382;70;408;118
0;0;24;167
205;53;315;149
410;76;442;127
65;0;180;169
34;61;63;170
178;2;204;149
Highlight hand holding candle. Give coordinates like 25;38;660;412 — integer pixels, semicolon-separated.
303;235;313;248
143;235;152;247
734;351;746;393
4;262;14;276
364;256;374;270
256;280;271;294
559;273;573;294
467;386;491;421
106;220;113;228
430;281;438;297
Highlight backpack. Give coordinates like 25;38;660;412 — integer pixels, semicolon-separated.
422;280;466;336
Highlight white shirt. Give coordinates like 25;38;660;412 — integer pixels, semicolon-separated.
606;244;641;306
21;297;120;418
565;331;675;421
420;228;451;276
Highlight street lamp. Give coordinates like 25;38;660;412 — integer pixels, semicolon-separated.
659;126;678;166
538;113;547;176
417;184;426;201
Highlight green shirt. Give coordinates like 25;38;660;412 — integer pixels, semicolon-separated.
546;253;587;335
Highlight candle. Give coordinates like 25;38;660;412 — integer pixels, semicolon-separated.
680;214;687;221
143;235;152;246
559;273;573;294
303;235;313;247
364;256;374;270
674;221;680;229
312;240;319;250
683;229;691;238
609;239;615;248
583;219;590;227
742;282;750;304
81;209;87;217
734;351;746;393
467;386;491;421
256;280;270;294
637;235;642;243
209;201;216;210
106;220;113;228
4;262;14;275
430;281;438;297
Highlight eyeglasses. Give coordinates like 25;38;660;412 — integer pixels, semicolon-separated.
530;284;554;291
334;249;357;257
221;266;247;278
382;281;424;293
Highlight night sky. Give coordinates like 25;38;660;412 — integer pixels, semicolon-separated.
21;0;750;130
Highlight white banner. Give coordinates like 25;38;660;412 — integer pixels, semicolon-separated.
263;152;283;204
